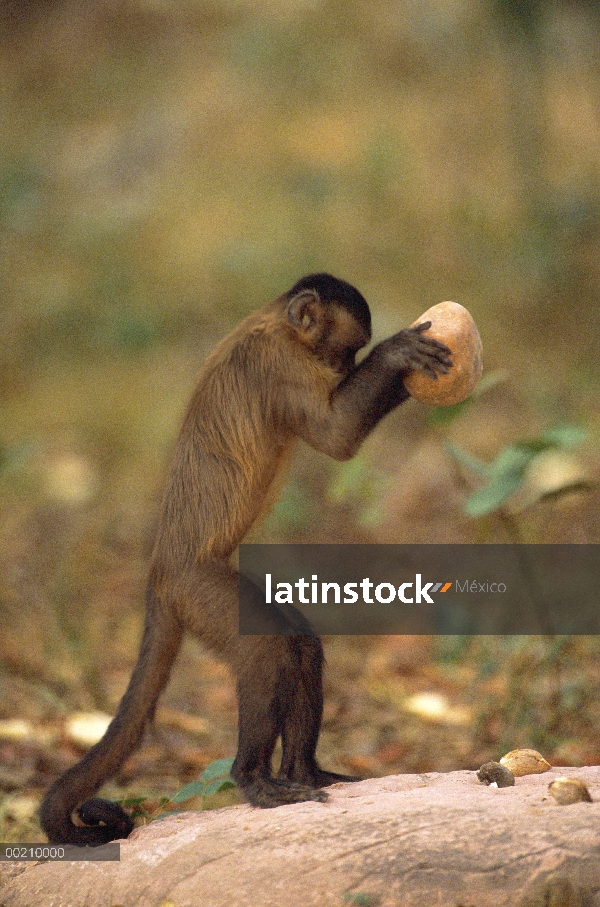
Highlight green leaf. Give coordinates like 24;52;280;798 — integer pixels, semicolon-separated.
128;806;152;820
464;471;524;516
169;759;236;802
427;398;472;427
488;445;535;478
473;369;510;394
426;370;509;427
118;796;147;807
202;778;236;797
328;457;368;504
540;424;587;449
357;501;384;529
266;479;312;533
514;425;587;456
0;441;36;475
463;445;534;516
200;757;235;782
444;442;490;477
170;781;207;803
449;422;588;519
341;894;374;906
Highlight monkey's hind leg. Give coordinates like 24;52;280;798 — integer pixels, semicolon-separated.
278;636;361;789
232;635;327;807
175;563;326;808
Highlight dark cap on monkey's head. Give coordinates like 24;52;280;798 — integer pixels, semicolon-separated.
287;273;372;338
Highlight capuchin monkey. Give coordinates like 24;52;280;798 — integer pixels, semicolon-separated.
40;273;452;844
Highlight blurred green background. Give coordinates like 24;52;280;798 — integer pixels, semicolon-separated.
1;0;599;841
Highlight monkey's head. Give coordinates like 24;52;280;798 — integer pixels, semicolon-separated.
285;274;372;374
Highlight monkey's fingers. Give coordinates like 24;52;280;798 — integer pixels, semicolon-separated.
411;321;432;334
414;352;452;379
411;334;453;358
411;345;453;372
313;769;362;787
391;329;452;364
416;363;449;379
411;343;453;366
410;323;454;359
415;350;453;371
243;778;328;808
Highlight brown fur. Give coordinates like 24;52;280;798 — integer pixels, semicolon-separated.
40;276;451;844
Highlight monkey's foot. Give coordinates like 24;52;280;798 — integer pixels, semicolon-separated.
241;777;328;808
312;769;362;787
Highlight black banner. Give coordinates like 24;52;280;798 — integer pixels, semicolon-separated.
238;544;599;635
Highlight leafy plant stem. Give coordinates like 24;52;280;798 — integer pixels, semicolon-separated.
496;508;565;732
495;508;553;635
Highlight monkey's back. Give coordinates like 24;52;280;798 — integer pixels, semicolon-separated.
151;303;297;572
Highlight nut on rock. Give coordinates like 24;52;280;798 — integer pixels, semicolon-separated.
548;777;592;805
404;301;483;406
499;748;551;777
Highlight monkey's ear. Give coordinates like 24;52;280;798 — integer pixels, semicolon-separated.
286;290;323;334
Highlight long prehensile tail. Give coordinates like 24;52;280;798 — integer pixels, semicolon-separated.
40;597;183;845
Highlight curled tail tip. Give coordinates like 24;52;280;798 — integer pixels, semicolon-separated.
40;793;134;846
77;798;134;841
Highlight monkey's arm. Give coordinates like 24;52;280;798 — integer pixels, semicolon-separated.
296;323;451;460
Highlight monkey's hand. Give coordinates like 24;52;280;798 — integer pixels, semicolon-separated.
297;319;453;460
383;321;452;379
